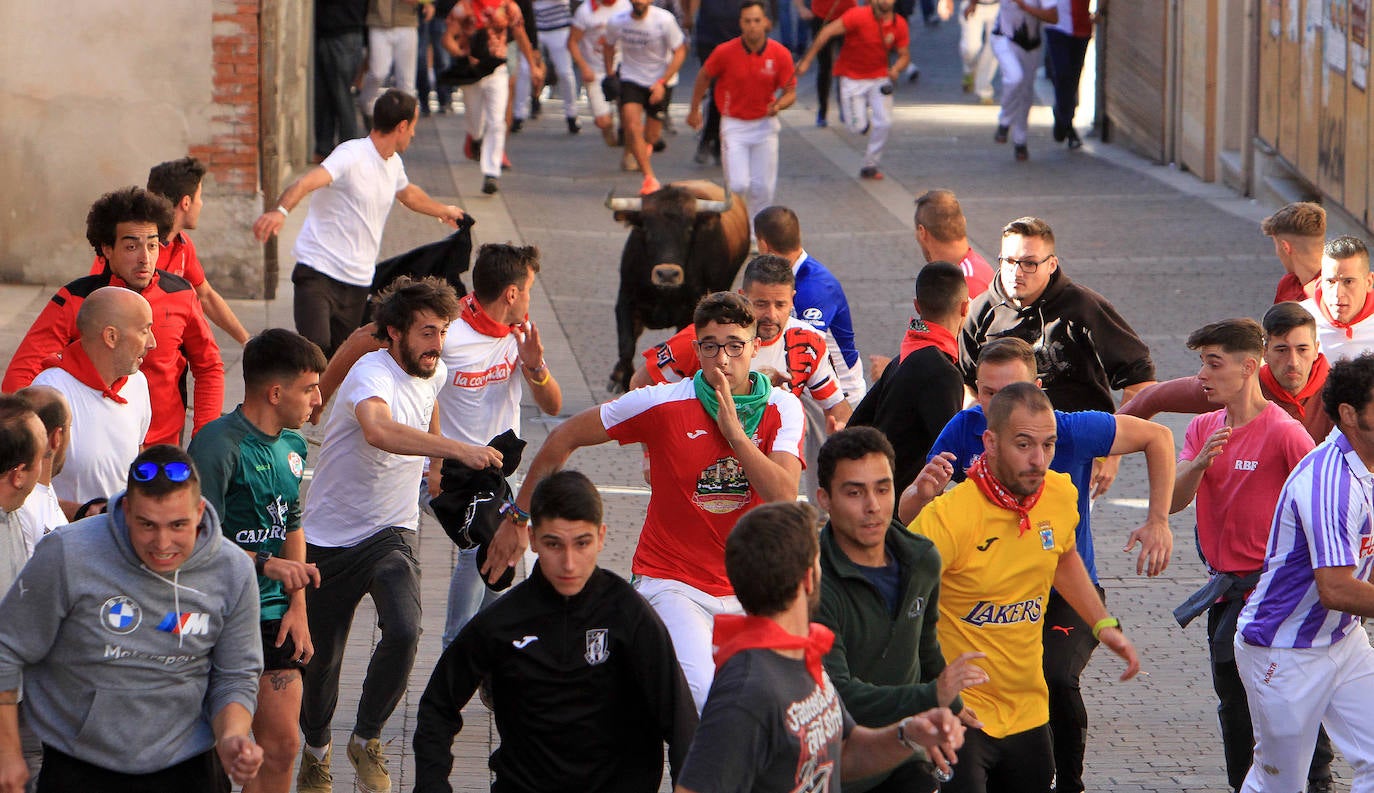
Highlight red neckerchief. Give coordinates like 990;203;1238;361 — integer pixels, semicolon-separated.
459;293;518;338
967;455;1041;536
1313;288;1374;338
1259;354;1330;418
713;614;834;685
42;340;129;404
899;316;958;362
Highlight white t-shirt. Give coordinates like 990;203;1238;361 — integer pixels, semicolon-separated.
17;483;67;556
573;0;632;75
1300;298;1374;363
604;5;684;87
304;350;445;547
32;367;151;506
436;311;522;446
293;137;411;287
996;0;1056;48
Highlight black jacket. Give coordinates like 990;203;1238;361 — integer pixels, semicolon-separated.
959;269;1155;413
815;520;955;728
413;566;698;793
850;343;964;493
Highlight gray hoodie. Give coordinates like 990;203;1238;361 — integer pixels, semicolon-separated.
0;490;262;774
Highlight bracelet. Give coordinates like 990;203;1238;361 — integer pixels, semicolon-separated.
528;367;551;386
1091;616;1121;641
275;204;290;217
501;500;531;526
896;718;919;752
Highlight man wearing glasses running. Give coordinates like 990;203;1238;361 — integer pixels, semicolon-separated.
483;291;805;713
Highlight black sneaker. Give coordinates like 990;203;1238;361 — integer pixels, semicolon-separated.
652;139;667;153
482;176;499;194
995;125;1009;144
530;96;542;118
510;118;524;134
1052;120;1067;142
1014;144;1029;161
567;117;581;134
1066;129;1083;150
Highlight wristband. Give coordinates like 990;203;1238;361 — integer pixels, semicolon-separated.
501;500;531;526
896;718;920;752
275;204;290;217
1091;616;1121;641
528;368;551;386
255;551;273;576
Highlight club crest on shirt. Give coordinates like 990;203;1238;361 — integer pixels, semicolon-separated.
907;596;926;619
1038;521;1055;550
585;628;610;665
287;451;305;479
693;457;751;514
100;595;142;635
763;58;775;74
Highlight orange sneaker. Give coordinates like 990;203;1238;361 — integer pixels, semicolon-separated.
639;176;661;195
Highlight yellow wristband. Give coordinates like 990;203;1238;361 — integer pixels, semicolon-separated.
1092;617;1121;641
528;368;551;386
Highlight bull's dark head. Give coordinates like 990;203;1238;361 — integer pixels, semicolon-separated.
607;186;732;289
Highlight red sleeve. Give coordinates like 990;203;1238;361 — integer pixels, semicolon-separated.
178;291;225;435
1118;376;1212;420
2;289;79;392
773;44;796;90
839;6;861;31
893;16;909;49
179;237;208;288
641;326;699;384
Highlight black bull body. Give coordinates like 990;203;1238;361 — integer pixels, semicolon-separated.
606;181;751;392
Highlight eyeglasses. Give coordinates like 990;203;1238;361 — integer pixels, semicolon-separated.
131;461;194;483
998;253;1056;273
696;339;752;358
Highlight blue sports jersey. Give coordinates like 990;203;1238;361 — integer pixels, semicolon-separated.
926;405;1117;581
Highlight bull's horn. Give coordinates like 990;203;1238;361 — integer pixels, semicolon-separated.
605;189;643;212
695;186;732;214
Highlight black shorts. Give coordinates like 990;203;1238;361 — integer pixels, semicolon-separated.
619;79;672;120
940;724;1054;793
261;619;306;672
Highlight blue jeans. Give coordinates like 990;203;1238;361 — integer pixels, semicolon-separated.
416;16;453;110
442;547;499;648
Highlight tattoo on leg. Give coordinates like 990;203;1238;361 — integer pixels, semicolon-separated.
267;669;300;691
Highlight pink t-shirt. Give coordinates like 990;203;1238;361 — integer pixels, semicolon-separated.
1181;402;1315;574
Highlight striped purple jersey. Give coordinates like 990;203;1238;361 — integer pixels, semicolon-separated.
1237;432;1374;649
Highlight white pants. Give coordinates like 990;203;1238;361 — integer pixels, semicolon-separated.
839;76;893;168
993;34;1040;146
1236;628;1374;793
634;575;743;714
960;2;999;100
515;27;580;120
364;26;420;112
462;65;510;177
721;115;781;219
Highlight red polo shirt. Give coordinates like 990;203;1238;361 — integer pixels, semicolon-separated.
811;0;855;23
702;37;796;121
833;6;908;80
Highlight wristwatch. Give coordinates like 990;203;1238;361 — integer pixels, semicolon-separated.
255;551;273;575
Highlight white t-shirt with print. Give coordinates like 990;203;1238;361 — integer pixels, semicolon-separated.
572;0;632;75
304;350;445;547
605;5;684;87
293;137;411;287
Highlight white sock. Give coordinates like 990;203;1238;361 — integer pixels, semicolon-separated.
305;743;329;761
350;734;371;751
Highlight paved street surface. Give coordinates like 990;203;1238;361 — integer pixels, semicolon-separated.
1;17;1353;793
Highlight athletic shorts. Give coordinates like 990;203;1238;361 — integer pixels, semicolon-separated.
619;79;672;120
261;619;306;672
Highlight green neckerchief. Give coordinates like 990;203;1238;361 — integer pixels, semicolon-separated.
693;370;773;439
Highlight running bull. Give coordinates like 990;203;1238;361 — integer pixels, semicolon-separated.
605;180;750;392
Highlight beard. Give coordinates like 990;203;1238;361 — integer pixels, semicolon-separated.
398;337;440;378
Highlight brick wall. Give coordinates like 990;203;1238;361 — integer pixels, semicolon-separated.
191;0;262;196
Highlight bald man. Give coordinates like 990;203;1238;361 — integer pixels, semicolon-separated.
30;287;155;516
1300;236;1374;363
13;386;71;554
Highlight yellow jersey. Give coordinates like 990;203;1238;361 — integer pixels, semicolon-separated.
908;471;1078;738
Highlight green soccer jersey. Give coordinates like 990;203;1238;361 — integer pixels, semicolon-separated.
188;406;307;621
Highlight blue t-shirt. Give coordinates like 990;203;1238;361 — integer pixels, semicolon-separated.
926;405;1117;581
793;255;860;370
856;556;903;619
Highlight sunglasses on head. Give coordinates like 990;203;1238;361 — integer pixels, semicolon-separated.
131;461;194;483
